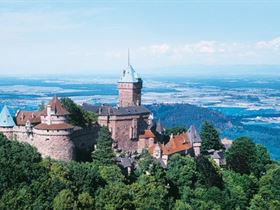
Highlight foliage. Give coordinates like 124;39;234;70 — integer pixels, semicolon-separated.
131;175;168;210
165;127;187;136
200;121;224;153
196;156;224;189
0;134;43;196
53;189;76;210
92;126;115;166
225;137;258;175
0;128;278;209
167;154;198;194
60;97;97;127
95;182;133;210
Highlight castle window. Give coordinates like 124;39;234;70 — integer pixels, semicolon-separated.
47;130;49;132
46;138;49;141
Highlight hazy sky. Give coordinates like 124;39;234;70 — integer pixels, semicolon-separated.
0;0;280;75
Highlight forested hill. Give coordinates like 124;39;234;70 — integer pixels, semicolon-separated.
147;103;233;130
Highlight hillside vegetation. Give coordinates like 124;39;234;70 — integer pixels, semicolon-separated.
0;125;279;210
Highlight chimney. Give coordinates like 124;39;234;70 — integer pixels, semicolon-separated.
47;105;51;125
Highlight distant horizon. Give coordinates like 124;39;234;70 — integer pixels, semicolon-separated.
0;64;279;78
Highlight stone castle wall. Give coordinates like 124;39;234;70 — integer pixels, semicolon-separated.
0;125;99;161
118;82;142;107
71;126;99;154
99;113;149;152
0;127;14;140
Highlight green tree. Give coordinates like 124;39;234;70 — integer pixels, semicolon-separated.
53;189;76;210
225;137;257;175
92;126;115;166
95;182;133;210
76;192;94;210
223;170;258;209
249;165;280;209
196;156;224;189
134;151;167;184
165;127;187;136
66;161;102;195
254;144;271;177
99;165;125;184
0;134;43;196
131;175;168;210
167;154;198;194
200;121;223;153
60;97;97;128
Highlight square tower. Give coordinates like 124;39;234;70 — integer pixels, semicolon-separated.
118;51;142;107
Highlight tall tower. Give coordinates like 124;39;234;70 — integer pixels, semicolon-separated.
118;50;142;107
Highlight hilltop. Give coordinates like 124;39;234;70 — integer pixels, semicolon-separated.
147;103;233;130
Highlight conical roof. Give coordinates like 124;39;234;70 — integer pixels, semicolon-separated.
156;119;164;134
187;125;201;143
0;105;15;127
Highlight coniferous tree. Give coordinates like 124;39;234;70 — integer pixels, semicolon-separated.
92;126;115;166
200;121;224;153
225;137;257;175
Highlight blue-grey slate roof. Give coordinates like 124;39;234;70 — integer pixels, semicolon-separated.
0;105;15;127
83;104;151;116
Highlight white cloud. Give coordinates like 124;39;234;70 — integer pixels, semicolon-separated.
256;37;280;50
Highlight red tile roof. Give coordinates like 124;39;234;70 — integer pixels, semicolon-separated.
42;96;70;116
149;133;192;156
34;123;74;130
15;110;43;125
139;129;155;139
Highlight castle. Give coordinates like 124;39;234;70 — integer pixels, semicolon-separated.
0;54;202;164
0;97;97;161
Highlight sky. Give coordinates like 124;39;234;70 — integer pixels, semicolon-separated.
0;0;280;76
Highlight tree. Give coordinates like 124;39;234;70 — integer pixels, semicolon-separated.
165;127;187;136
95;183;133;210
76;192;94;210
53;189;76;210
167;154;198;194
225;137;257;175
254;144;271;177
223;170;258;209
196;156;224;189
60;97;97;128
0;134;43;196
134;151;167;184
92;126;115;166
66;161;102;195
131;175;168;210
99;165;125;184
249;165;280;209
200;121;223;153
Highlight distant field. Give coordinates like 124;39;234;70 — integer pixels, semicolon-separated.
0;75;279;159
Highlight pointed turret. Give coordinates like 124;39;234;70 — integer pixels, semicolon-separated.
0;105;15;127
156;119;164;134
